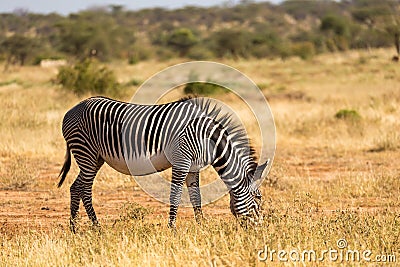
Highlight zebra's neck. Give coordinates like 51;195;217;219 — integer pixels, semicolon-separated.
210;122;254;192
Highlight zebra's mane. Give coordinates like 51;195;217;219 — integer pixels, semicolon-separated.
183;96;258;177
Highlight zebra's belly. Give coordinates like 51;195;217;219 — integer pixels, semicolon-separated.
103;152;172;176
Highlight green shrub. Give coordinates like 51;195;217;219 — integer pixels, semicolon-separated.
335;109;361;121
155;47;177;61
57;65;77;89
187;45;214;60
184;82;228;95
291;42;316;60
212;29;251;58
125;78;142;87
128;46;152;64
256;82;270;91
57;59;120;96
167;28;198;57
276;42;292;59
321;15;349;36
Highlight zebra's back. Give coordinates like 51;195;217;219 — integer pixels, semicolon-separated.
62;96;206;176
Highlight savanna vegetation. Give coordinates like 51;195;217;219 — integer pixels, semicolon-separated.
0;0;400;67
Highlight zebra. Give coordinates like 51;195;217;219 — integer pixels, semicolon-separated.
58;96;269;231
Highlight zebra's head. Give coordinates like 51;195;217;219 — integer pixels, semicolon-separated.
229;159;269;224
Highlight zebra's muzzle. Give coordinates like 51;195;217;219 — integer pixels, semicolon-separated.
248;208;264;226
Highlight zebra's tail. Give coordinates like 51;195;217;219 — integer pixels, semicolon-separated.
58;144;71;188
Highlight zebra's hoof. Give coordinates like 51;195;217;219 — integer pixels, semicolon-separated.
167;222;177;234
195;217;204;225
70;225;76;234
90;222;102;234
69;219;78;234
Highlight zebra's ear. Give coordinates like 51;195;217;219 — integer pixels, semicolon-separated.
254;159;270;181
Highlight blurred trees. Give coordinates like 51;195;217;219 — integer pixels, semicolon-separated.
56;11;136;61
320;14;350;51
166;28;198;57
1;35;37;69
0;0;400;64
350;0;399;55
212;29;251;58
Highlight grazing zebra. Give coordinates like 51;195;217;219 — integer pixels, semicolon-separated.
58;96;268;231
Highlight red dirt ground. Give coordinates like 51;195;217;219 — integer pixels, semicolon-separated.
1;147;399;234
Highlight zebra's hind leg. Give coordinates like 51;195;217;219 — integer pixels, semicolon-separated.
70;157;104;233
168;167;189;229
69;176;81;233
70;171;100;232
186;172;203;224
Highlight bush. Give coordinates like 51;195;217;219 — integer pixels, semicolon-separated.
276;42;293;59
335;109;361;121
155;47;177;61
184;82;228;95
125;78;142;87
350;28;392;49
167;28;198;57
212;29;251;58
57;59;120;96
320;15;349;36
187;45;214;60
248;28;282;58
291;42;316;60
128;45;152;64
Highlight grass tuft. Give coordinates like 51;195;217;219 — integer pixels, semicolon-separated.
369;132;400;152
116;202;152;223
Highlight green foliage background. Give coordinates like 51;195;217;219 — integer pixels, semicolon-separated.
0;0;399;64
57;59;120;96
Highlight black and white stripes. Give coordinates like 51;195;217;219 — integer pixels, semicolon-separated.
58;96;266;231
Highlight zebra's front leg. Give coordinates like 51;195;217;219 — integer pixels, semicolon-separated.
168;168;188;229
186;172;203;224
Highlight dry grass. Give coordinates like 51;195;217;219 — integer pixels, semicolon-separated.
1;210;399;266
0;48;400;266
